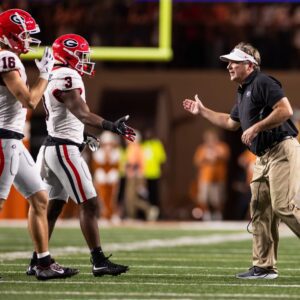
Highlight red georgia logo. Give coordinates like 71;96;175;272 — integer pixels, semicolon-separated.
10;14;25;25
63;39;78;48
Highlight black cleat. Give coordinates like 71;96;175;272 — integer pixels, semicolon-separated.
26;264;37;276
236;266;278;279
26;258;56;276
35;261;79;280
91;254;129;277
26;257;39;276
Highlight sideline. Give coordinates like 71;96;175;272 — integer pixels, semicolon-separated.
0;220;294;231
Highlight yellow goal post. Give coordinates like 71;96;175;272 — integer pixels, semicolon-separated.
22;0;172;62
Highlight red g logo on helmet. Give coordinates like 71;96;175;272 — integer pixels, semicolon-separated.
63;39;78;48
53;34;95;76
10;14;25;25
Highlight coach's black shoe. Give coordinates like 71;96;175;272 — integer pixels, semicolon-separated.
236;266;278;279
35;261;79;280
91;254;129;277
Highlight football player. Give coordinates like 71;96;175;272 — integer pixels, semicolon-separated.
0;9;78;280
26;33;135;277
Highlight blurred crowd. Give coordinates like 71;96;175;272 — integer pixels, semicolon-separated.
190;119;300;221
172;2;300;69
2;0;300;68
189;129;254;222
82;129;166;224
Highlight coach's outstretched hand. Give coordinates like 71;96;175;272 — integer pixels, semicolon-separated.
102;115;136;142
183;94;205;115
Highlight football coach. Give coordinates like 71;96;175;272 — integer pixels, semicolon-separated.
183;42;300;279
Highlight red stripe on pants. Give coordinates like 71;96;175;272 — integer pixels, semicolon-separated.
0;140;4;177
62;145;87;202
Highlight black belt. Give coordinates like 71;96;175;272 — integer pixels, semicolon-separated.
257;136;293;156
44;136;85;152
0;128;24;140
44;135;83;147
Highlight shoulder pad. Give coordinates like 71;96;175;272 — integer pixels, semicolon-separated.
52;67;81;80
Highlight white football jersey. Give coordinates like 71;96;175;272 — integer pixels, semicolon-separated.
0;50;27;134
43;67;85;144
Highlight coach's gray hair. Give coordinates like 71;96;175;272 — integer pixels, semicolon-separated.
235;42;261;71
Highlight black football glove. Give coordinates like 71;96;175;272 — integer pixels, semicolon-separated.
102;115;136;142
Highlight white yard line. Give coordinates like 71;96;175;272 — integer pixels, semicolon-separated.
2;270;300;278
0;229;294;261
0;220;294;231
3;263;300;273
1;232;249;261
2;280;300;288
1;219;249;229
0;291;299;299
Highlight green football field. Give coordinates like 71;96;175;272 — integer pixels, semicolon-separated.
0;222;299;300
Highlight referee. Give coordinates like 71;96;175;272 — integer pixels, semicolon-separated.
183;42;300;279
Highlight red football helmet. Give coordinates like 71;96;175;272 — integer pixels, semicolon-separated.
0;9;40;54
52;34;95;76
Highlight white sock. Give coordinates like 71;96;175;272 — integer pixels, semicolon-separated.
37;251;50;259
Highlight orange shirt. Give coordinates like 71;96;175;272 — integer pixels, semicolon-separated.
194;142;230;183
125;142;145;178
239;150;256;184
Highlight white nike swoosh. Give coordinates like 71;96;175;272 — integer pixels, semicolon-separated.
93;266;107;271
52;268;65;274
253;273;270;276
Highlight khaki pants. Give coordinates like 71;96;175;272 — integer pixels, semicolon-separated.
125;177;150;219
250;138;300;271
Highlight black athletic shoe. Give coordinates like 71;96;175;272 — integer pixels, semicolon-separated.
35;261;79;280
236;266;278;279
91;254;129;277
26;258;38;276
26;257;56;276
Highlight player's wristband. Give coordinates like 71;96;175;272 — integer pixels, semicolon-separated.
102;120;115;132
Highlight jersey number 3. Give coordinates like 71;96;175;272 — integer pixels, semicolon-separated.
65;76;72;88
